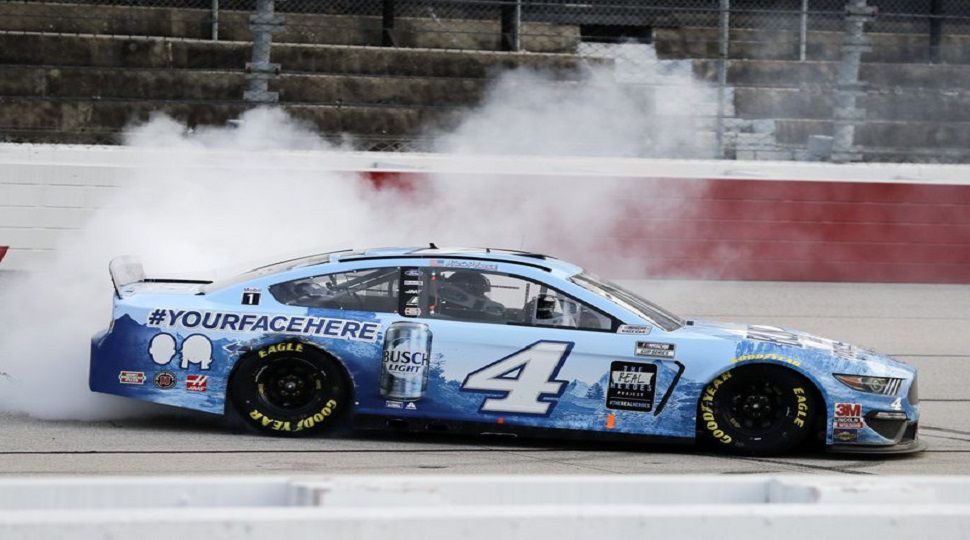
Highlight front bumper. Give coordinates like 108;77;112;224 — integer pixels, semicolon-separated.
828;421;925;455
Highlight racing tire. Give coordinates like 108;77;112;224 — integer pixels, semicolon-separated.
228;342;349;437
698;365;818;456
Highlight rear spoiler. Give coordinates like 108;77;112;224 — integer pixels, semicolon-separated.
109;256;212;298
109;256;145;298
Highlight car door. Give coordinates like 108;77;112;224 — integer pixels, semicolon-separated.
387;262;685;438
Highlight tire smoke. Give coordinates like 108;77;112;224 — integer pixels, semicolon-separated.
0;51;716;419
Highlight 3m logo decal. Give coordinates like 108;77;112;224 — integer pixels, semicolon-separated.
835;402;862;418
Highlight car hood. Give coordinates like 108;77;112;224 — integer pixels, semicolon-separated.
684;319;915;379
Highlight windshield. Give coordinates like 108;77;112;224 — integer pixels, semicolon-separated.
570;273;685;332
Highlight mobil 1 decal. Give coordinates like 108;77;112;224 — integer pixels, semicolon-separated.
606;361;657;412
241;288;261;306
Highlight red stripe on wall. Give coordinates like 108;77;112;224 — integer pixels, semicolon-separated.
361;171;970;283
614;178;970;283
0;246;7;265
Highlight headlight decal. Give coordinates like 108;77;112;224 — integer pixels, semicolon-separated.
833;374;904;396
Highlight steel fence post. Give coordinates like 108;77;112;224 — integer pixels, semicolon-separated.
382;0;396;47
929;0;943;63
831;0;875;163
501;0;521;52
211;0;219;41
244;0;284;104
799;0;809;61
716;0;730;158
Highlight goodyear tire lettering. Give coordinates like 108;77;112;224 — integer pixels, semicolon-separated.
700;372;734;445
249;400;340;432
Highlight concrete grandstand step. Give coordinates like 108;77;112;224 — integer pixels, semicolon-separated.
0;65;490;106
773;118;970;151
0;32;595;77
692;59;970;90
655;27;970;64
0;1;578;52
0;97;461;143
732;87;970;122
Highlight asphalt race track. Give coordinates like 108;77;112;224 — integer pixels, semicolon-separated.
1;280;968;476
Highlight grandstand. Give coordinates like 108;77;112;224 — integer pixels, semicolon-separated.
0;0;967;162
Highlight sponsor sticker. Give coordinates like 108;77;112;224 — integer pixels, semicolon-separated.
635;341;675;359
404;269;421;277
834;402;865;430
186;374;208;392
606;361;657;412
118;371;145;385
833;428;859;442
153;371;177;390
405;402;417;410
731;353;801;367
404;307;421;317
618;325;651;335
146;309;380;343
241;288;261;306
385;400;403;409
430;259;499;271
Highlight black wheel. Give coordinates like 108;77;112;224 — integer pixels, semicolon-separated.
698;365;817;455
228;342;349;436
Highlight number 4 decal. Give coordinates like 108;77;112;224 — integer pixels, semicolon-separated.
460;341;572;416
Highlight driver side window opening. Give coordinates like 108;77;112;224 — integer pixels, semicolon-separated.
401;267;614;331
269;267;400;312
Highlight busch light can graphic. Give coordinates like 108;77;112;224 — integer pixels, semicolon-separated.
380;322;433;401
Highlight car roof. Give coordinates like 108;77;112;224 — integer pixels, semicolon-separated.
204;246;583;293
333;246;583;275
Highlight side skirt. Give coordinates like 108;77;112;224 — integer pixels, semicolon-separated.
350;413;695;447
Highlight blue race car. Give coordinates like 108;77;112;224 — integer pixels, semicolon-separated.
90;246;922;455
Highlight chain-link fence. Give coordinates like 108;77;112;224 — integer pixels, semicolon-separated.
2;0;970;161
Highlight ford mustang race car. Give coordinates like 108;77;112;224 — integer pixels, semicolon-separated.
90;246;922;455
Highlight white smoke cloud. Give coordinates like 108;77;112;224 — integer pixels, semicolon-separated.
0;47;716;419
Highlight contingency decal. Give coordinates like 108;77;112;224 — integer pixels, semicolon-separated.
186;374;208;393
241;288;262;306
618;325;651;335
429;259;499;271
153;371;177;390
635;341;675;359
833;402;864;442
398;268;424;318
145;308;380;342
461;341;572;416
606;361;657;412
118;371;145;385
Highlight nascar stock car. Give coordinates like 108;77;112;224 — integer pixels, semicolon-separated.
90;246;922;455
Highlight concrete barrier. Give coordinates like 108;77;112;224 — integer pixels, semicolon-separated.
1;144;969;282
0;475;969;539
